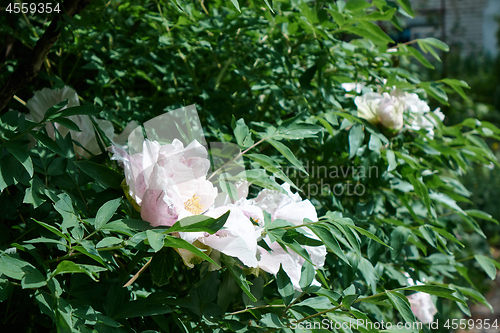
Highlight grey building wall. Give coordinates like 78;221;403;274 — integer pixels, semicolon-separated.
407;0;499;56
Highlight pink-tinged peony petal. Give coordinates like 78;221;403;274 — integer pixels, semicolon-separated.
141;188;181;227
112;139;219;227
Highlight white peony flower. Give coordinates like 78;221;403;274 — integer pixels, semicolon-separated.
403;92;431;114
111;139;218;227
355;92;383;125
404;273;438;324
355;90;405;131
251;184;327;290
178;206;261;268
405;91;445;139
26;87;136;157
341;82;367;97
407;292;438;324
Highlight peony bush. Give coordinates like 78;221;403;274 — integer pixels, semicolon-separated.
1;0;500;332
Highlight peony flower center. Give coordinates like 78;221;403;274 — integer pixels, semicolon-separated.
184;194;204;215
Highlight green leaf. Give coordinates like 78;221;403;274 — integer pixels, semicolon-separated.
33;219;70;242
349;123;364;158
52;117;81;132
395;0;414;17
7;147;33;177
95;198;122;230
31;132;67;157
230;0;240;12
21;266;47;289
342;294;359;309
276;265;294;305
0;254;46;289
429;192;465;215
234;118;254;148
101;219;152;236
276;123;322;140
164;235;219;268
74;160;123;188
438;78;470;100
167;210;229;234
348;225;392;249
422;37;449;51
54;194;79;232
407;46;434;69
475;254;497;280
465;209;499;224
0;255;30;280
96;237;123;248
115;297;172;319
453;285;493;312
387;291;416;323
51;261;106;282
43;100;69;120
221;254;256;302
147;230;166;252
57;105;102;118
398;285;466;304
266;139;307;174
345;0;372;12
299;261;316;290
386;150;398;171
150;249;175;287
309;225;350;265
420;81;449;105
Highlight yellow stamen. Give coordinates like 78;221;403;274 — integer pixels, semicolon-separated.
184;194;204;215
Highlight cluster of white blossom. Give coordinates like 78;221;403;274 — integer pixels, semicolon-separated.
111;139;327;290
25;87;137;157
343;84;445;137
